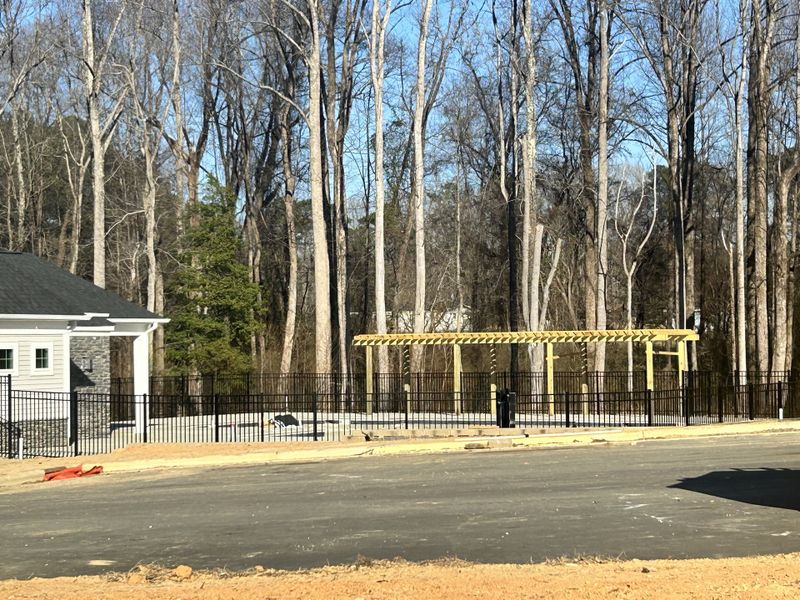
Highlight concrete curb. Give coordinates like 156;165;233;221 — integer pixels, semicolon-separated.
2;419;798;492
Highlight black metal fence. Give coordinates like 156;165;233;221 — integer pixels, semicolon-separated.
1;371;797;459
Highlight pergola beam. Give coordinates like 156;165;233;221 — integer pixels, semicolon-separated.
353;329;699;347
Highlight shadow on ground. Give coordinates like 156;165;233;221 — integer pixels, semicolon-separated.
670;468;800;511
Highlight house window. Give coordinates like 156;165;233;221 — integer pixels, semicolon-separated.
31;342;53;375
35;348;49;370
0;348;13;370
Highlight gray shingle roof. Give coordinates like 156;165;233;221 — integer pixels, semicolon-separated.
0;251;162;320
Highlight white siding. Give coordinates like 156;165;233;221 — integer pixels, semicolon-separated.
0;333;67;392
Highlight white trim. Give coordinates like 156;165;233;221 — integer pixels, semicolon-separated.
69;331;140;338
0;328;70;335
0;314;94;321
0;342;19;376
30;342;54;376
63;333;70;392
108;318;170;324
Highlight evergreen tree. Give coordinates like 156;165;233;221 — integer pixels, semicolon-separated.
166;181;262;374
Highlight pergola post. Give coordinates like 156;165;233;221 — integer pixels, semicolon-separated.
453;344;462;415
489;344;497;419
365;345;373;415
546;342;555;416
677;340;687;387
645;341;654;391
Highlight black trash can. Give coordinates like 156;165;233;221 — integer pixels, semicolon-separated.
496;388;516;428
506;390;516;428
496;388;508;427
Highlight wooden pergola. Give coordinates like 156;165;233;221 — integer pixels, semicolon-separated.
353;329;700;415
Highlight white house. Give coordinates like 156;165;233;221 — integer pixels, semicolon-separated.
0;251;167;435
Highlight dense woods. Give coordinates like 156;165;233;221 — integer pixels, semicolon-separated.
0;0;798;377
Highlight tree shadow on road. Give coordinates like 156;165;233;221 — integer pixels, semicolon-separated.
670;468;800;511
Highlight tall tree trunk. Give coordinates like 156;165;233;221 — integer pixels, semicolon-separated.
595;0;609;374
747;0;775;373
521;0;537;335
170;0;186;245
771;16;800;374
370;0;392;375
10;102;27;251
279;107;298;376
734;26;748;383
83;0;106;288
411;0;434;372
308;0;332;374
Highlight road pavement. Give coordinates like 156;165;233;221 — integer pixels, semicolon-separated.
1;433;798;578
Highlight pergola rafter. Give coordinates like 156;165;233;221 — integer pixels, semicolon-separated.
353;329;699;346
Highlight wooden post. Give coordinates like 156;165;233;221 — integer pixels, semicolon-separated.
490;344;497;419
546;342;555;416
645;341;654;391
677;340;687;388
365;345;373;415
453;344;462;415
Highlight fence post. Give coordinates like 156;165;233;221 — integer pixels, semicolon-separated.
142;393;148;444
778;381;784;421
404;385;409;430
259;394;265;442
681;372;689;426
6;374;13;459
312;392;318;441
213;393;220;443
564;391;571;428
70;390;79;456
181;374;187;415
646;389;653;427
748;383;754;421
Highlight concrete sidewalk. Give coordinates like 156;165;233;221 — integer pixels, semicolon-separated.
1;419;798;492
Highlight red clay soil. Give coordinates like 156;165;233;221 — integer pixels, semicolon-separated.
1;554;799;599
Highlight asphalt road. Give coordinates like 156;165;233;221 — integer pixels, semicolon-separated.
1;433;799;579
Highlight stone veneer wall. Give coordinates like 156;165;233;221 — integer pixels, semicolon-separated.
70;336;111;438
1;419;69;457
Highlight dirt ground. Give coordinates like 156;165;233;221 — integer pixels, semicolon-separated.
1;554;798;599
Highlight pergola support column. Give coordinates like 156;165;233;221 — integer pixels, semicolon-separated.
546;342;555;416
645;341;654;391
453;344;462;415
677;340;687;387
365;345;373;415
489;344;497;419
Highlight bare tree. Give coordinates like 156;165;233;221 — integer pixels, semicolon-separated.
123;0;180;375
614;165;658;388
279;83;298;376
321;0;367;380
369;0;393;375
520;0;537;333
411;0;434;371
595;0;609;374
550;0;599;373
747;0;776;372
309;0;333;373
768;13;800;374
82;0;126;288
